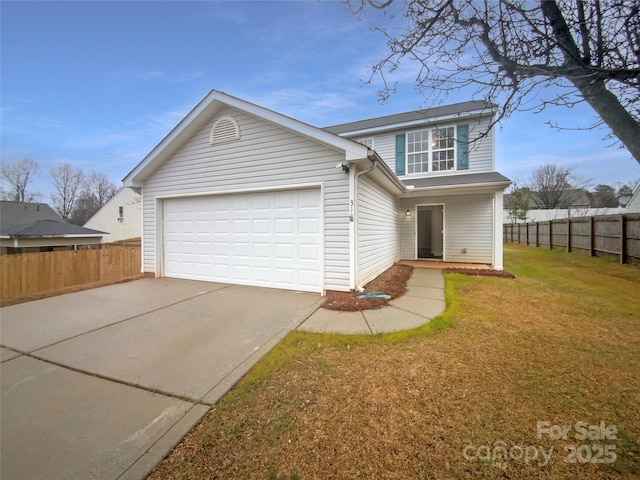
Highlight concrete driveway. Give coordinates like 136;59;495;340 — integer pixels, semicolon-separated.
0;278;321;480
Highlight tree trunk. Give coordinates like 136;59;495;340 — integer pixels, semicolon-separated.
570;76;640;165
541;0;640;165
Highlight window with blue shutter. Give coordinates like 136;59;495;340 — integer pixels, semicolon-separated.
457;123;469;170
395;133;406;176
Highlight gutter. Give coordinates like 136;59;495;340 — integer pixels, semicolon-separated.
353;154;378;292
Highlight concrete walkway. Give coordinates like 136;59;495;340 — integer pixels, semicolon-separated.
298;268;445;334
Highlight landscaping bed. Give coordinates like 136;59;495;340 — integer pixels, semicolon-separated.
321;263;413;311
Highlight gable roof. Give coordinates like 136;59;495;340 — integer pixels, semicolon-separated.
122;90;372;186
324;100;496;136
3;220;106;237
83;187;141;227
0;201;105;238
1;201;61;231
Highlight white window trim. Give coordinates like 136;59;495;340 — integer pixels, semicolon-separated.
405;125;457;175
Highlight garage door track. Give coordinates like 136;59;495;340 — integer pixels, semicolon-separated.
0;278;321;480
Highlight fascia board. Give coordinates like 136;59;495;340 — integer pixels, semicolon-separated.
123;90;371;185
401;181;511;198
123;91;218;185
335;110;493;137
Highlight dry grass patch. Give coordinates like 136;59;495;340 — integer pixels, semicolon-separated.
149;245;640;480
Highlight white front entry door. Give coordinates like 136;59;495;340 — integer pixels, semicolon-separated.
163;188;322;292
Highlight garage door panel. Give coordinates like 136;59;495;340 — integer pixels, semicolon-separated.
274;218;294;234
164;189;322;292
274;192;294;209
299;217;320;234
253;243;271;258
232;219;250;234
299;243;320;261
252;218;271;234
298;189;321;208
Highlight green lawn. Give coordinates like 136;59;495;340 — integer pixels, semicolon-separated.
149;244;640;480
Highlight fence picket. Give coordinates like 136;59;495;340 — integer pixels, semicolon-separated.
504;213;640;266
0;246;143;305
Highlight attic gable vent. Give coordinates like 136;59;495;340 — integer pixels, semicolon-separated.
210;116;240;145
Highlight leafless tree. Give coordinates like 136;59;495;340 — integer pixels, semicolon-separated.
69;191;100;226
67;172;118;225
524;163;591;208
86;172;117;208
0;157;40;202
50;163;84;219
349;0;640;163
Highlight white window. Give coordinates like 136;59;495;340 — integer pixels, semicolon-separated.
357;138;374;149
407;130;430;174
407;126;456;174
431;127;455;171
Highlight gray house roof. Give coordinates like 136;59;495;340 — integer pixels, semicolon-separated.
1;201;60;231
0;201;105;237
403;172;511;190
324;101;496;135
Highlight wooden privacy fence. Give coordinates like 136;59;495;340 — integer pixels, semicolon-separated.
0;245;143;305
504;213;640;266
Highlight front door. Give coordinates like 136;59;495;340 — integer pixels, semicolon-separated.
417;205;443;259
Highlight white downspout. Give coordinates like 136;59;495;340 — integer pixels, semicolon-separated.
353;154;378;291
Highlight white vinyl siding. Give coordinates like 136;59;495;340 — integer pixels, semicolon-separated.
142;107;352;291
357;175;401;287
348;115;494;176
399;193;494;264
83;188;141;243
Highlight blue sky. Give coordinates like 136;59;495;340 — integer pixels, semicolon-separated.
2;0;638;201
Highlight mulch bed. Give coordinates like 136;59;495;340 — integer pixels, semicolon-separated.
322;264;515;312
322;264;413;312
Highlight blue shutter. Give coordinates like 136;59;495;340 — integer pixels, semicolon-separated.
457;124;469;170
395;133;406;176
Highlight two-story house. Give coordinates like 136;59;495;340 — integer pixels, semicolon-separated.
123;90;510;294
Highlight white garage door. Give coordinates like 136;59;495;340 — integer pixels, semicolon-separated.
163;188;322;292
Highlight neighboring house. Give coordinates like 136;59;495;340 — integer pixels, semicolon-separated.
627;182;640;213
0;201;105;254
503;208;629;224
84;187;142;243
123;90;510;294
504;189;592;210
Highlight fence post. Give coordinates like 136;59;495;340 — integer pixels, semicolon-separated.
526;222;529;246
518;223;521;244
535;222;539;248
549;221;553;250
567;218;571;253
589;216;595;257
620;215;626;264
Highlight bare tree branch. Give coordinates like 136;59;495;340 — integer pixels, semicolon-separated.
0;157;40;202
350;0;640;164
50;163;84;220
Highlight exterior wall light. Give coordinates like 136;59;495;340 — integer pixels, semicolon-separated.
336;162;350;173
406;209;411;216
